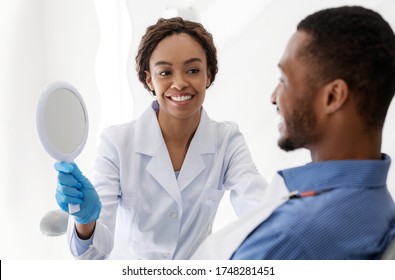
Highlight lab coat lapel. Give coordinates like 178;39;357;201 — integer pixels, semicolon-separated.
135;103;182;207
177;108;215;192
146;144;182;206
177;149;206;192
191;173;289;259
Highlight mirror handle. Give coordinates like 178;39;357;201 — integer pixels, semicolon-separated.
69;204;80;214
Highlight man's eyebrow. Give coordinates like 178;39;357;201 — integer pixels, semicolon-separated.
278;63;288;75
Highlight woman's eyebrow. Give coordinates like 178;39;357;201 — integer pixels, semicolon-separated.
154;58;203;67
154;61;172;67
185;58;203;65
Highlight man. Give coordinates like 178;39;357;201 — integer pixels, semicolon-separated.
192;6;395;260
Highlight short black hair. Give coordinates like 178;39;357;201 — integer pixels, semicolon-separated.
297;6;395;128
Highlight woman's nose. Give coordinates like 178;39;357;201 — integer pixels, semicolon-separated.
171;74;189;90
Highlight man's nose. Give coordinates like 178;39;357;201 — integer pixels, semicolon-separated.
271;89;278;105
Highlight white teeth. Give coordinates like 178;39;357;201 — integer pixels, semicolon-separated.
171;95;192;102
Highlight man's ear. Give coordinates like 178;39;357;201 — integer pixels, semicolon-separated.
145;70;153;91
322;79;349;114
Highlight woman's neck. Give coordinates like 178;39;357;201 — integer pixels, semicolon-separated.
157;110;201;146
157;109;201;171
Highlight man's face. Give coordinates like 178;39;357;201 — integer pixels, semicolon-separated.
271;31;320;151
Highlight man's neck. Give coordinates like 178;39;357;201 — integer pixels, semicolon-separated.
309;129;382;162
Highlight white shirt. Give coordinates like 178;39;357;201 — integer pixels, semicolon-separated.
67;102;267;259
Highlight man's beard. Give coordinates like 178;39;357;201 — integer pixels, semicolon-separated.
278;97;317;152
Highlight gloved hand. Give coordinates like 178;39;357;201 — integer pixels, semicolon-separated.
55;162;102;224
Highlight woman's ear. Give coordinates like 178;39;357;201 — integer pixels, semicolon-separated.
206;72;212;89
145;70;153;91
322;79;349;114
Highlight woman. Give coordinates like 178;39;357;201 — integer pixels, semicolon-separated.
55;17;267;259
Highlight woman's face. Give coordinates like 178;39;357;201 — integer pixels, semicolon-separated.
145;33;211;122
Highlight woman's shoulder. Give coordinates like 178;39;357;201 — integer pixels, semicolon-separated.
202;109;240;134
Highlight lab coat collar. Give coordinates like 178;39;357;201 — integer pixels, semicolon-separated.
135;102;216;201
177;108;215;191
187;107;216;154
134;101;215;156
134;102;164;156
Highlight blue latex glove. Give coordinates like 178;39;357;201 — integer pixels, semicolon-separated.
55;162;102;224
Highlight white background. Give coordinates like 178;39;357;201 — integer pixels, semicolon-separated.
1;0;394;259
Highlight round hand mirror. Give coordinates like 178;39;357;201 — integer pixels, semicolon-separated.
36;80;89;214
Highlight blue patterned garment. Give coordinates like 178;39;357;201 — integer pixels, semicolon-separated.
231;154;395;260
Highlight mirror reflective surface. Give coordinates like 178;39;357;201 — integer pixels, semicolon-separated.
44;88;86;155
36;81;89;162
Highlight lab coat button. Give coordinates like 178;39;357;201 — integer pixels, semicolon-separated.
170;212;178;219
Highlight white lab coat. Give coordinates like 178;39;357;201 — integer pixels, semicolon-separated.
67;102;268;259
191;173;289;259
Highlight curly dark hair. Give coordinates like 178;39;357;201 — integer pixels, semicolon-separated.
135;17;218;91
297;6;395;128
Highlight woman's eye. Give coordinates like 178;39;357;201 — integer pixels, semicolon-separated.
159;71;171;76
188;68;200;74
